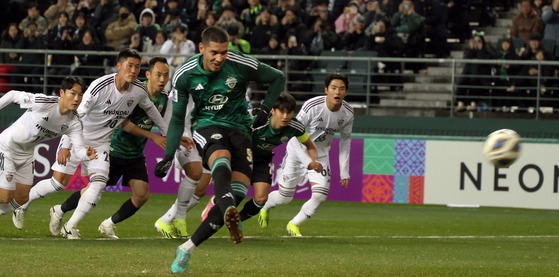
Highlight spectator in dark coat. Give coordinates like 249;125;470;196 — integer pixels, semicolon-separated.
511;0;544;43
47;12;75;93
72;29;106;81
11;22;46;93
414;0;450;57
0;23;21;64
249;7;280;51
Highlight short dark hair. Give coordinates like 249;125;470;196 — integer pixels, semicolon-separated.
272;92;297;113
148;56;168;71
61;76;86;92
117;48;142;64
201;26;229;46
325;73;349;88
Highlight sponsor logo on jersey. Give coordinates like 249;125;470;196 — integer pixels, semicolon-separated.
206;95;229;111
6;173;13;182
258;143;275;151
225;76;237;90
169;89;178;102
338;119;345;126
211;133;223;140
195;84;204;90
106;99;111;104
35;124;58;137
61;124;68;132
127;99;134;107
42;117;49;121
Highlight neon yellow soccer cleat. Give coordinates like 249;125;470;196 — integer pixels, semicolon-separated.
258;208;269;228
173;218;189;238
286;221;302;237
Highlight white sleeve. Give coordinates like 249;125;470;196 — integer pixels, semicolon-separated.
0;90;35;110
65;122;90;161
339;116;354;180
139;95;168;136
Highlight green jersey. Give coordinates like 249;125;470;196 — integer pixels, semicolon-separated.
252;115;308;158
165;50;285;157
110;85;170;159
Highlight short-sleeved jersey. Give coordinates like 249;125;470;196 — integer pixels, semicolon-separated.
289;95;354;179
0;91;88;160
164;50;285;157
77;73;168;145
252;116;307;158
110;86;170;159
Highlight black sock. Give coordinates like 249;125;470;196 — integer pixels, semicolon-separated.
61;190;81;213
212;165;234;213
240;198;263;221
191;204;223;246
111;198;139;224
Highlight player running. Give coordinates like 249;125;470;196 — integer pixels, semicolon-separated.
153;26;285;273
0;76;96;218
13;49;168;239
258;73;354;237
51;57;173;239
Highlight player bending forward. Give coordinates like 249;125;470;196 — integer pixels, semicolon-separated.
259;73;354;236
0;77;96;219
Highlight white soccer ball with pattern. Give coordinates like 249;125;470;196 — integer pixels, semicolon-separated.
482;129;521;168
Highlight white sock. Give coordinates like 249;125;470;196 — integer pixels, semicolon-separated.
263;187;295;211
54;204;64;215
186;195;201;212
160;200;178;224
22;177;65;209
176;176;197;219
105;217;115;225
0;203;13;215
66;176;106;228
179;239;197;252
291;186;328;226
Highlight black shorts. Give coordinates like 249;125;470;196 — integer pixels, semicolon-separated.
106;155;149;187
251;154;273;185
193;125;252;178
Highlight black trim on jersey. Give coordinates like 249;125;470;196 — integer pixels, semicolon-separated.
342;102;354;114
302;97;325;113
90;76;114;97
34;96;59;103
72;110;84;129
132;79;148;94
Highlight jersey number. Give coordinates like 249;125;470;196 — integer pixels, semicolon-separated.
104;120;119;129
321;166;330;177
103;151;110;162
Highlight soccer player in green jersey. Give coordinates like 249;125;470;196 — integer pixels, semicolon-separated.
52;57;173;239
153;26;285;273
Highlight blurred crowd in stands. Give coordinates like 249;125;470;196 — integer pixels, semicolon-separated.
0;0;557;113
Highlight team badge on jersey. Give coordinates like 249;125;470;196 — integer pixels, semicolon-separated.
84;98;92;108
127;99;134;107
283;174;289;183
24;96;32;104
338;119;345;126
211;133;223;140
5;173;13;182
182;148;192;157
61;124;68;132
225;76;237;90
281;136;289;143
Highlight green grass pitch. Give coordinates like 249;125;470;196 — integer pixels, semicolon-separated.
1;191;558;276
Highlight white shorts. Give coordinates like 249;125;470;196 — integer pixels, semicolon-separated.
0;149;34;189
174;144;202;169
279;150;331;190
51;142;110;178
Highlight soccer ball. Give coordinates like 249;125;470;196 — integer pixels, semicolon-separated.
482;129;521;168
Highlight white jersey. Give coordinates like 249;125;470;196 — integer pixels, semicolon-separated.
0;91;89;160
287;95;354;179
67;73;168;146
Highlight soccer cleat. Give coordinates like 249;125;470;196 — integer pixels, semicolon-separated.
62;223;80;240
98;219;119;239
224;206;243;244
286;221;302;237
12;207;27;229
49;205;64;236
200;195;215;222
173;218;189;238
258;208;269;228
154;219;177;239
170;246;191;273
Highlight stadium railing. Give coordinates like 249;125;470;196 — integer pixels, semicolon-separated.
1;48;559;119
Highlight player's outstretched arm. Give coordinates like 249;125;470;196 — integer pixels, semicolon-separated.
0;90;34;110
120;119;167;150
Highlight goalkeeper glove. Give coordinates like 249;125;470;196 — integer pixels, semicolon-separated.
154;155;173;178
252;105;270;129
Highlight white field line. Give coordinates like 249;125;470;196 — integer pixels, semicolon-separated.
1;235;559;241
